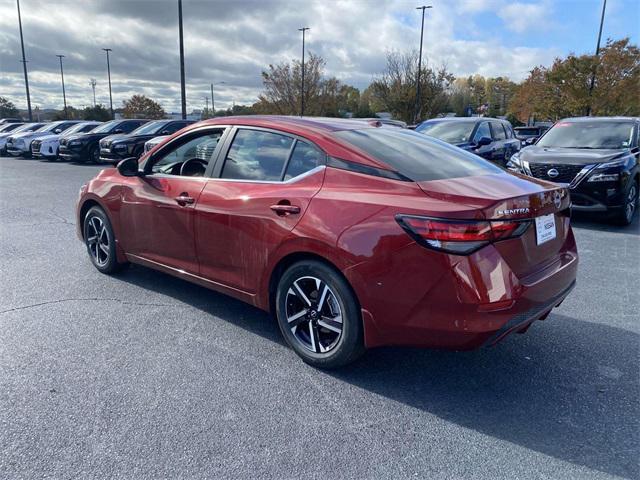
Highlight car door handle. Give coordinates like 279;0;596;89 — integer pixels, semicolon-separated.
175;194;195;206
270;204;301;216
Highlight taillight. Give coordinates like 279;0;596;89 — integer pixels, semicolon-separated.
396;215;530;255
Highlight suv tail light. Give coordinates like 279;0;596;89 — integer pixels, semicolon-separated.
396;215;530;255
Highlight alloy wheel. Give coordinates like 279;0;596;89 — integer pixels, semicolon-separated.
86;216;110;267
626;183;637;222
285;276;343;354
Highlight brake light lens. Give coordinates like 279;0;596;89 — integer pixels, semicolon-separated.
396;215;530;254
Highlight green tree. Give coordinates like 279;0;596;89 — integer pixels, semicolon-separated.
82;104;112;121
122;95;165;119
0;97;19;118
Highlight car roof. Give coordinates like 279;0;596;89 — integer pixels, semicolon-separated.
422;117;509;123
173;116;401;170
559;116;640;123
200;115;389;133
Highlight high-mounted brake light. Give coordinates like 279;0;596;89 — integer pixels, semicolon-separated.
396;215;530;255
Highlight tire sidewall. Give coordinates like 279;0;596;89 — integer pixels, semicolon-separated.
275;260;363;368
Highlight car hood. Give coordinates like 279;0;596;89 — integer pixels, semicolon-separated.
66;132;110;142
9;131;49;141
518;146;628;165
36;134;60;143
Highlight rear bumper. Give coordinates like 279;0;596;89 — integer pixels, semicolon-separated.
346;229;579;350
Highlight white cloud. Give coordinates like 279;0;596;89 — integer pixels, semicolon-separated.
498;2;550;33
0;0;559;111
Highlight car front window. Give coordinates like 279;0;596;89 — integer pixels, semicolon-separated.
537;121;635;149
130;121;165;135
416;121;477;143
90;120;119;133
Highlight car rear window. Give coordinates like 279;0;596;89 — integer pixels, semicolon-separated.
333;128;503;181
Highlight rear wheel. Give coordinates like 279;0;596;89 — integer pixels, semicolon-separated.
275;260;364;368
83;206;128;274
612;179;638;226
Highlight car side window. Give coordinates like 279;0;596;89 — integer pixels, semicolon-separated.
148;130;223;176
284;141;325;180
164;122;185;135
221;129;294;181
491;122;507;140
121;122;140;134
473;122;491;142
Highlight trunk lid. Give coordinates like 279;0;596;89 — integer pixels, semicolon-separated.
417;172;572;277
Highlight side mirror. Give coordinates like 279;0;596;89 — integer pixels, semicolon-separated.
476;136;492;147
54;128;62;134
525;138;536;145
114;128;124;134
116;157;140;177
160;130;171;135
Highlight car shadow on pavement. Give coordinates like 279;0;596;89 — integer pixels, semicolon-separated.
115;266;638;479
330;317;639;479
571;211;639;234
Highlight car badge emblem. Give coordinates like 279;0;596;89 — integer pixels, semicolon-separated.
554;191;562;209
547;168;559;178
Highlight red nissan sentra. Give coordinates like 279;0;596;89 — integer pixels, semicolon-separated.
77;116;578;368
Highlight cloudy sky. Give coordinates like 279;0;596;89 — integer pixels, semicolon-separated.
1;0;638;113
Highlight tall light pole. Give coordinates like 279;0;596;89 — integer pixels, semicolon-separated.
16;0;32;121
102;48;114;119
56;55;68;119
210;81;225;114
298;27;310;116
178;0;187;119
414;5;432;124
587;0;607;116
89;79;97;107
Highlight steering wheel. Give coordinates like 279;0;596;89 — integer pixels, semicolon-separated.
180;158;207;177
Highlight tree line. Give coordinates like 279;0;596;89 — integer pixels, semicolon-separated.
2;37;637;124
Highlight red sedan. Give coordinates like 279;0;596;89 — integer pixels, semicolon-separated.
77;116;578;368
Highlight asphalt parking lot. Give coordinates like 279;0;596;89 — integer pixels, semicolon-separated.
0;156;638;479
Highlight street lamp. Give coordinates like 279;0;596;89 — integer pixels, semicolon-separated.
178;0;187;119
587;0;607;116
414;5;432;124
298;27;310;116
56;55;68;119
211;81;225;113
102;48;114;119
16;0;32;121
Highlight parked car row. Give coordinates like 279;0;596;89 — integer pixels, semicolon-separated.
413;115;639;225
1;118;168;163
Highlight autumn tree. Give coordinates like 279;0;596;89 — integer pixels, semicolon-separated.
0;97;19;118
369;50;454;123
122;95;165;119
510;37;640;122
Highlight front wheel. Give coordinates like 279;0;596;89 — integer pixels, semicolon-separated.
275;260;364;368
83;206;128;274
612;179;638;226
88;145;100;164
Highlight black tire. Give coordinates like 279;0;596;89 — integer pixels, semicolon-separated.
612;178;638;226
275;260;364;368
83;206;128;274
88;144;100;164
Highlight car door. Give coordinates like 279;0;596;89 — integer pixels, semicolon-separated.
118;127;227;273
489;121;507;163
194;127;326;293
472;121;493;159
